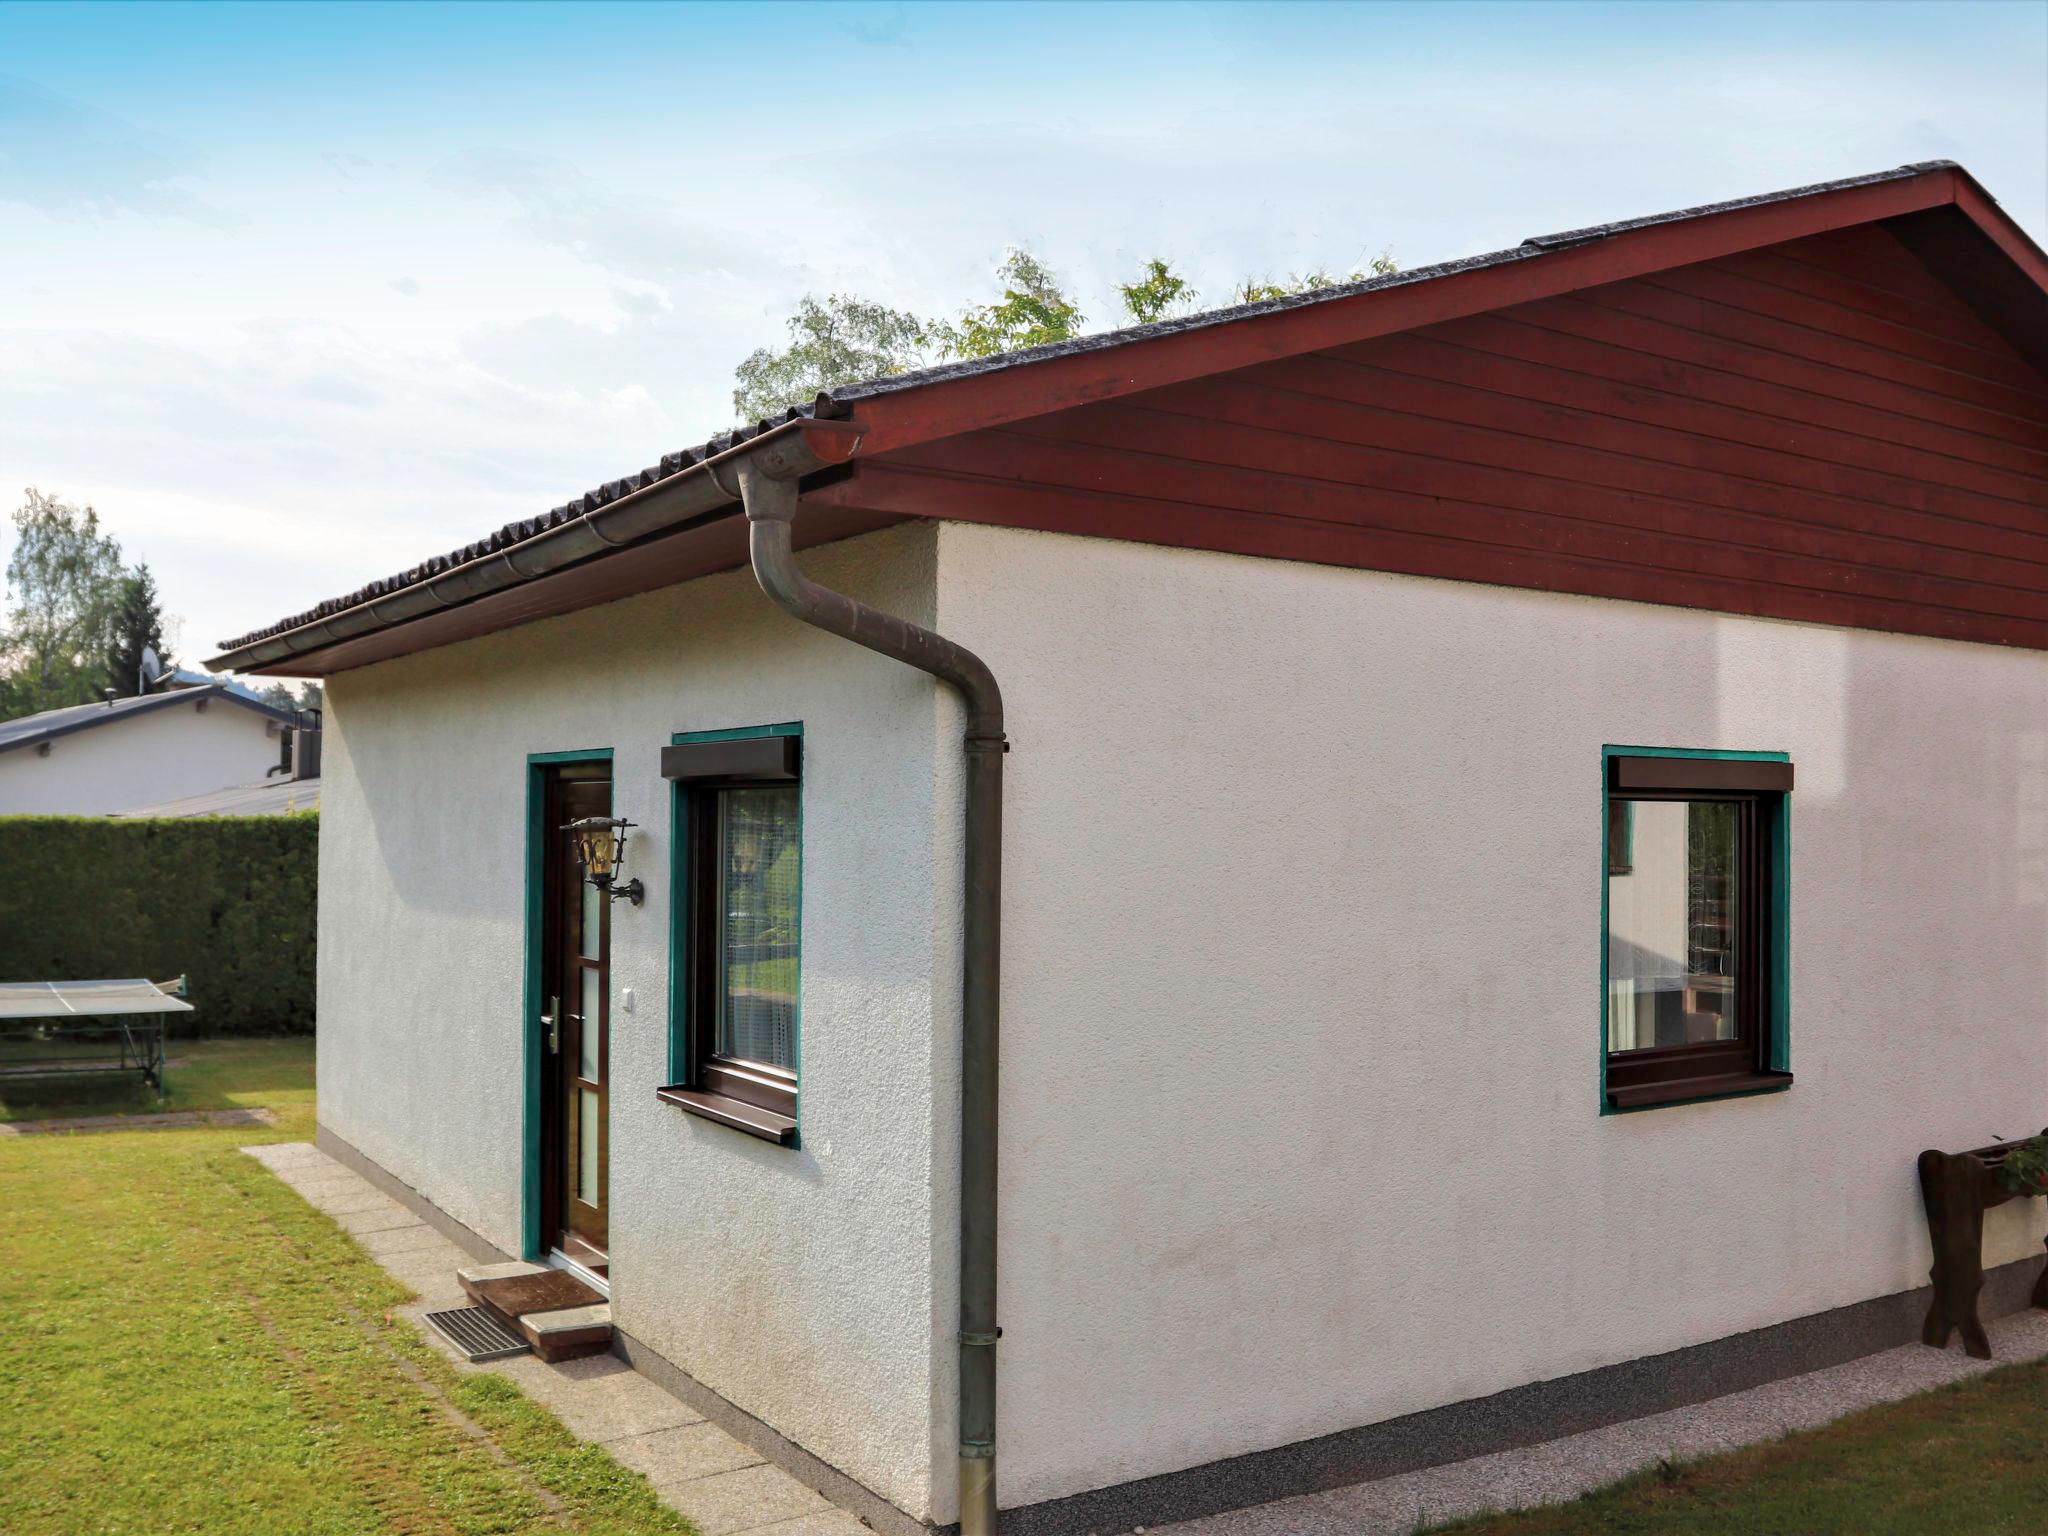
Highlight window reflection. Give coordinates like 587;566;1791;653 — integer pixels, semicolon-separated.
1606;799;1739;1052
714;786;799;1070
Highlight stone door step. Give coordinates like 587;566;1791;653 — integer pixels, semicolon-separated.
519;1302;613;1363
457;1261;612;1362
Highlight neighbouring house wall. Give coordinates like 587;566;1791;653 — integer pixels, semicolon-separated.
933;520;2048;1513
318;523;956;1521
0;696;282;815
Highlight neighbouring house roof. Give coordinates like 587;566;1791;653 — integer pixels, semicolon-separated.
163;666;275;705
0;686;298;757
210;159;2048;677
112;776;321;818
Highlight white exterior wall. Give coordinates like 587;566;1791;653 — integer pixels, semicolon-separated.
316;511;2048;1526
0;695;282;815
932;522;2048;1512
317;525;957;1520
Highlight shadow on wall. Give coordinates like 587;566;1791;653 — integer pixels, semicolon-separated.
1712;616;2048;1260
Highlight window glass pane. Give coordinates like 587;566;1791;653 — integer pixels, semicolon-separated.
1606;799;1739;1053
579;967;601;1081
580;881;601;961
715;785;799;1070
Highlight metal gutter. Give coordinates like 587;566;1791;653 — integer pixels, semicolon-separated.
205;418;861;673
727;453;1007;1536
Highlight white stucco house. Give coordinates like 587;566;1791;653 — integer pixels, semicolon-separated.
0;682;299;816
210;163;2048;1536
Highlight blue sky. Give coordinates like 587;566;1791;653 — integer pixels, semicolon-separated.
2;0;2043;665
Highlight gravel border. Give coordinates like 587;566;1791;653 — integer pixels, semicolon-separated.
1152;1309;2048;1536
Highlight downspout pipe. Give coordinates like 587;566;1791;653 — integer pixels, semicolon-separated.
727;454;1006;1536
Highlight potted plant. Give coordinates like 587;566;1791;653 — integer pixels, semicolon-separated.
1996;1135;2048;1198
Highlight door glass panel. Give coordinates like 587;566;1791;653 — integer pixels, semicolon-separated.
714;786;799;1069
576;1088;599;1204
551;772;611;1261
1606;799;1740;1052
564;1088;580;1221
580;881;601;960
579;967;601;1080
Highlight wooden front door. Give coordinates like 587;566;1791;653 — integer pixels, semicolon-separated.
541;767;610;1275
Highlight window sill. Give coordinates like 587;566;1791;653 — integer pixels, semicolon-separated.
656;1085;798;1146
1607;1069;1793;1111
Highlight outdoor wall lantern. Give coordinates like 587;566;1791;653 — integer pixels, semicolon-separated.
565;816;644;906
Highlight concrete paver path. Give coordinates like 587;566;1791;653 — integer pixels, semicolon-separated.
244;1140;867;1536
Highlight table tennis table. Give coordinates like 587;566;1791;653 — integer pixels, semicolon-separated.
0;977;191;1097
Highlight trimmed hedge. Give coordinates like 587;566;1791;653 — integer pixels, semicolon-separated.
0;814;317;1036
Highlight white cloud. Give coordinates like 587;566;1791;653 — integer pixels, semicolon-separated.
430;146;786;291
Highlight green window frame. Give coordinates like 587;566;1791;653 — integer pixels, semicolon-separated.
659;722;803;1146
1600;745;1792;1114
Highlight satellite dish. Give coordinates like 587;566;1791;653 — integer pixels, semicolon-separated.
140;645;167;692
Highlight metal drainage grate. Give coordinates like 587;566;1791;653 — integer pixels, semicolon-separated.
424;1305;531;1362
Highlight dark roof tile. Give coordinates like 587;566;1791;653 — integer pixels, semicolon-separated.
0;686;297;755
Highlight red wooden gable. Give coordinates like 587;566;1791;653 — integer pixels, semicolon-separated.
812;220;2048;651
241;164;2048;675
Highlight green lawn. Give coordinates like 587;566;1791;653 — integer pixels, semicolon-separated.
1427;1358;2048;1535
0;1045;693;1536
8;1043;2048;1533
0;1034;318;1123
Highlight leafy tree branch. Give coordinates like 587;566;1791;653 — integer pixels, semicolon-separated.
932;249;1086;361
732;294;931;423
732;242;1397;420
1234;252;1400;305
2;488;126;720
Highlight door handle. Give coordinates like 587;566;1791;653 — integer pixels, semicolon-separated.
543;996;560;1054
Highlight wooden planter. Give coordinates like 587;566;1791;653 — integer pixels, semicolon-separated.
1917;1131;2048;1359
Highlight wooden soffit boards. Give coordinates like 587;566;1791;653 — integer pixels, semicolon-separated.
1884;203;2048;378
